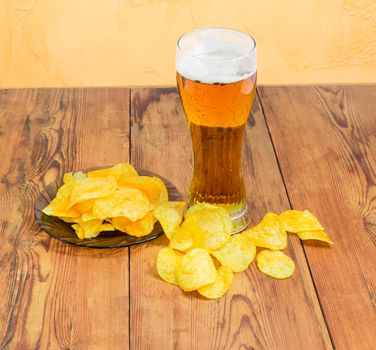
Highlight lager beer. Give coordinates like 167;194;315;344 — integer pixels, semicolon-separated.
176;28;257;232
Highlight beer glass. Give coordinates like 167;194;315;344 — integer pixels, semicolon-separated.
176;27;257;232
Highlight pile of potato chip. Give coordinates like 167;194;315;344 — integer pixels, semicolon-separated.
156;203;333;299
42;162;186;239
42;162;333;299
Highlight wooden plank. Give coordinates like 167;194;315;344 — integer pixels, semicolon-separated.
129;87;332;350
258;85;376;350
0;88;130;349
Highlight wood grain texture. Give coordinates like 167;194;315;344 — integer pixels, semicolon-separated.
258;85;376;350
0;88;130;349
129;88;332;350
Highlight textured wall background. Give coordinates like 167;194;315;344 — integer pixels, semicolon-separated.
1;0;375;87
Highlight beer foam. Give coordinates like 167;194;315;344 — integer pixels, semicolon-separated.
176;28;257;84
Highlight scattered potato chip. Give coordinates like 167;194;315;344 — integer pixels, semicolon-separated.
197;266;234;299
69;176;117;208
257;250;295;279
157;247;183;285
243;213;287;250
185;203;233;234
111;212;155;237
279;210;324;233
119;176;168;209
169;221;194;252
184;205;232;250
177;248;217;292
92;187;149;221
211;234;256;272
152;201;186;239
297;230;333;244
42;182;79;217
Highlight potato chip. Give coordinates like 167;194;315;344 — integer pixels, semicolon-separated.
183;205;232;250
72;223;85;239
87;165;122;181
257;250;295;279
72;220;115;239
60;216;81;224
92;187;149;221
80;211;98;222
169;221;194;252
197;266;234;299
279;210;324;233
211;234;256;272
177;248;217;292
117;162;139;179
297;230;333;244
63;171;87;183
68;176;117;208
185;203;233;234
42;181;79;217
119;176;168;209
111;212;155;237
72;199;95;214
152;201;186;239
157;247;183;285
243;213;287;250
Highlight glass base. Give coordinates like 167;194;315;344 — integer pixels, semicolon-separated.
229;203;251;234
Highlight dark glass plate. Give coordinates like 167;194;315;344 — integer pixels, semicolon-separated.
34;168;182;248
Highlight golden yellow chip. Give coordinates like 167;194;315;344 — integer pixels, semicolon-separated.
185;203;233;234
257;250;295;279
157;247;183;285
72;199;95;214
68;176;117;208
60;216;81;224
117;162;139;179
297;230;333;244
183;205;232;250
72;220;115;239
197;266;234;299
279;209;324;233
72;223;85;239
243;213;287;250
211;234;256;272
87;166;122;180
80;211;98;222
63;171;87;183
92;187;149;221
152;201;186;239
42;181;79;217
72;219;102;239
177;248;217;292
111;212;155;237
169;221;194;252
119;176;168;209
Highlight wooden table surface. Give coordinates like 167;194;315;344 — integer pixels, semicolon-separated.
0;86;375;350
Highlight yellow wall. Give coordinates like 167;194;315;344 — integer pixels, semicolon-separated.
1;0;375;87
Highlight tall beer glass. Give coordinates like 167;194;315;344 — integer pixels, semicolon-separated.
176;28;257;232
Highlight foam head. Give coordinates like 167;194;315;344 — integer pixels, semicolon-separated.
176;28;257;84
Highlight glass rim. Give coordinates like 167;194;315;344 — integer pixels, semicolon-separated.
177;27;256;63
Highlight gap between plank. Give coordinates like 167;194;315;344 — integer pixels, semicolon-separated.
256;88;335;347
128;88;132;350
